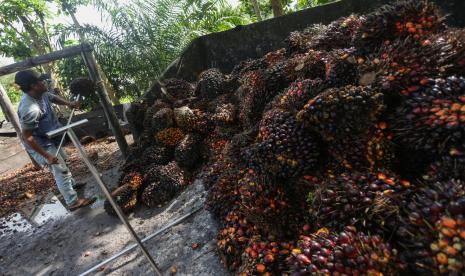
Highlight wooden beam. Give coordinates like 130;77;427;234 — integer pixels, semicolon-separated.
0;83;40;168
81;51;128;158
0;43;93;77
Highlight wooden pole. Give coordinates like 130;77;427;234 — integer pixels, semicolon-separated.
0;44;93;77
81;49;128;158
0;83;40;169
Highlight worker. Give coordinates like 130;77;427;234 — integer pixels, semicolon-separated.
15;69;95;211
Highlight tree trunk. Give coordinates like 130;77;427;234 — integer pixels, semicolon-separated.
68;10;121;105
270;0;284;17
250;0;262;21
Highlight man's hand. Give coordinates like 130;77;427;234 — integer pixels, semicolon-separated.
69;101;80;110
45;154;59;165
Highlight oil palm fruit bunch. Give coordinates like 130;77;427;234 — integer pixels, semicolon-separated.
144;106;175;134
174;133;202;170
141;162;184;207
142;145;173;165
366;122;396;171
205;166;242;221
238;169;302;239
288;51;327;81
163;78;195;100
377;35;465;95
327;132;370;171
426;146;465;181
354;0;445;55
297;85;384;142
325;48;358;87
288;226;400;275
195;68;226;100
223;126;258;166
104;172;143;217
430;215;465;274
173;106;210;133
307;171;410;232
272;78;325;115
230;58;268;84
217;208;256;271
240;237;293;275
286;27;321;55
247;109;321;178
263;48;287;67
392;77;465;156
306;15;363;51
212;103;236;126
396;180;465;273
69;77;95;97
154;127;185;147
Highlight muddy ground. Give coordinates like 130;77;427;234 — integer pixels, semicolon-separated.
0;138;227;275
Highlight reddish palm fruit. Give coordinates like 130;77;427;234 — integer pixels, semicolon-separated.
392;77;465;156
272;78;325;115
396;180;465;274
307;171;409;232
154;127;185;147
288;227;400;275
354;0;445;54
297;85;384;142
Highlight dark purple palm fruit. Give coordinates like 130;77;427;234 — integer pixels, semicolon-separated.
140;162;184;207
307;171;411;233
324;48;358;87
354;0;445;55
174;133;202;170
163;78;195;100
246;108;322;178
396;179;465;274
288;226;401;275
195;68;226;100
297;85;384;142
271;78;325;115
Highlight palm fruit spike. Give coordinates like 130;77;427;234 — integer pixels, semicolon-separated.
195;68;226;100
104;172;143;217
240;237;294;275
140;162;184;208
297;85;384;142
205;165;242;221
217;208;256;271
392;77;465;156
154;127;185;147
163;78;194;100
237;169;303;239
174;133;202;170
430;215;465;274
377;33;465;95
288;226;401;275
354;0;445;55
246;109;321;178
307;171;410;233
271;78;325;115
396;180;465;274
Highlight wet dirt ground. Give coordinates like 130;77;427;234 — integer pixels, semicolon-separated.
0;138;227;275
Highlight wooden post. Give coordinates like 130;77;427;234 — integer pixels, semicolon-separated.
81;48;128;158
0;83;40;169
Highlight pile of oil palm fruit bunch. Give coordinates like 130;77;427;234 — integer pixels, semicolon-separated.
118;1;465;274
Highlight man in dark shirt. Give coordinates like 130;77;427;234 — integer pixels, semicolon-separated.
16;69;95;211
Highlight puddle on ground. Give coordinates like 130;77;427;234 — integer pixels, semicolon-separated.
0;196;70;238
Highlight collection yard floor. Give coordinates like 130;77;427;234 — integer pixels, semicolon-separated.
0;137;226;275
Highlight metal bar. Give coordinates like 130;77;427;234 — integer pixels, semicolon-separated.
54;94;81;157
65;129;161;275
79;206;202;276
46;119;88;138
0;43;93;77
